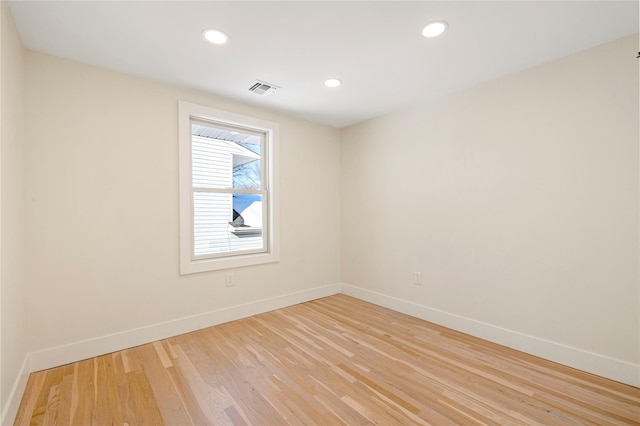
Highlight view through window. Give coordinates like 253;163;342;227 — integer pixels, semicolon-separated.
191;121;267;257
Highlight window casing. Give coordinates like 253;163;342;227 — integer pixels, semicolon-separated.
179;101;279;274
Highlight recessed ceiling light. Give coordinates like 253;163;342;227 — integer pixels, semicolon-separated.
202;29;228;45
324;78;342;88
422;21;448;38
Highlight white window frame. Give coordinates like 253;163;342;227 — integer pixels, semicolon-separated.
179;101;279;274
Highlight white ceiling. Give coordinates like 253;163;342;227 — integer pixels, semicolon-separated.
7;1;639;128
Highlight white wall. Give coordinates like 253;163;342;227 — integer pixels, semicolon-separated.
22;51;341;353
0;1;27;420
341;35;639;368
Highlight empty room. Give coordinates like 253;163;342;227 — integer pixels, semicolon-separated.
1;1;639;425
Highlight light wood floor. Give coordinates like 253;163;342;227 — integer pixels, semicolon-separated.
15;294;640;425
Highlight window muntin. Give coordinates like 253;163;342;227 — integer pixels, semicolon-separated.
179;102;279;274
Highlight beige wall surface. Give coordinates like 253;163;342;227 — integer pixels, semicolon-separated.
341;35;639;364
22;51;341;352
1;1;26;414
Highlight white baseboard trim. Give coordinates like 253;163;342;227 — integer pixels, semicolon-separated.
7;280;637;426
341;283;640;388
1;355;30;426
29;283;341;373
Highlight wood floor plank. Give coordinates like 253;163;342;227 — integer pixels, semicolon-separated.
111;351;137;425
14;367;46;426
15;295;640;425
135;344;193;425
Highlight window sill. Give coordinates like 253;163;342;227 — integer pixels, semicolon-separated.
180;251;279;274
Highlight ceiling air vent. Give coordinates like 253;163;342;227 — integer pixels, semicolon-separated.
248;80;279;96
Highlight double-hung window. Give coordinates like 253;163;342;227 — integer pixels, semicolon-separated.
179;101;279;274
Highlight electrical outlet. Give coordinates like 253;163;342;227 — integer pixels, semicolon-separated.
226;272;235;287
414;272;422;285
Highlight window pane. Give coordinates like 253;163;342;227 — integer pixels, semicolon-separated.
193;192;264;256
192;138;233;189
192;123;262;190
233;146;261;190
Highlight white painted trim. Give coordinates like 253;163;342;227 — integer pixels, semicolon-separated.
1;355;29;426
29;283;341;373
0;4;4;423
341;283;640;388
